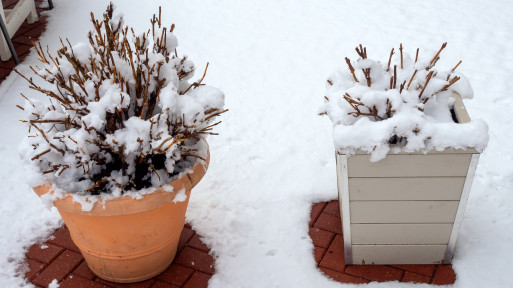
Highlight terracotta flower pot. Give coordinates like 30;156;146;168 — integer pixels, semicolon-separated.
33;148;209;283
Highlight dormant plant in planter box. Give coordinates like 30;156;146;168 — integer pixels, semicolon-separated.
320;43;488;265
17;4;226;283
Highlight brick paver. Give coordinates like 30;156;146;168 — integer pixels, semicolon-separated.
309;202;326;226
187;235;210;253
310;200;457;285
402;271;432;284
183;272;212;288
322;201;340;218
25;243;63;264
432;265;457;285
72;261;96;280
313;246;326;263
22;225;215;288
178;227;196;253
32;250;83;287
157;264;195;287
392;264;436;277
175;247;216;275
313;212;343;234
345;265;404;282
60;275;111;288
320;267;370;284
23;258;45;280
319;235;345;273
95;277;155;288
152;281;180;288
47;226;80;253
20;202;457;287
309;227;334;248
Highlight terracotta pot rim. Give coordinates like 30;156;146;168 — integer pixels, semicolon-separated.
33;144;209;216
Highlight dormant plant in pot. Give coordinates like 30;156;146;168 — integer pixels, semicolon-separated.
319;44;488;265
17;4;226;283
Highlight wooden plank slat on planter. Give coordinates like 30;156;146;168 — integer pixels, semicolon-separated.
349;177;465;201
352;244;447;265
337;93;480;265
351;223;453;245
453;94;471;124
353;148;478;155
350;201;459;223
348;154;472;177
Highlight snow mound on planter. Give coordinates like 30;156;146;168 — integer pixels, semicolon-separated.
320;44;489;161
17;5;225;200
35;139;207;212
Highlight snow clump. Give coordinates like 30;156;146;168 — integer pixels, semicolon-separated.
18;4;225;195
319;44;488;161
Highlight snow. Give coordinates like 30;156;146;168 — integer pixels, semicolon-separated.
47;279;59;288
172;189;187;203
18;8;224;197
1;0;513;287
320;45;488;161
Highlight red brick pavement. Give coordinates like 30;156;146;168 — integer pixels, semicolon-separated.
1;0;50;77
309;200;457;285
21;201;456;287
22;225;215;288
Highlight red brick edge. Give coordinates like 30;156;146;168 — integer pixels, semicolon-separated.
21;224;215;288
310;200;456;285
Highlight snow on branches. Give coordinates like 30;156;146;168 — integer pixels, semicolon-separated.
320;43;488;161
17;4;226;195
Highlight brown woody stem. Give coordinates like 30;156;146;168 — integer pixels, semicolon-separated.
345;57;359;83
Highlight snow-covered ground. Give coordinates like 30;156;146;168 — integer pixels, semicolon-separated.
1;0;512;287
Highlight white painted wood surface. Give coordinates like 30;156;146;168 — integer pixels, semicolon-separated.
349;177;465;201
0;0;38;60
350;201;459;223
352;245;447;265
453;93;471;124
353;147;478;155
338;92;481;264
351;223;453;244
348;154;472;177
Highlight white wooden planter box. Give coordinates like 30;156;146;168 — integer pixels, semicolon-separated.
336;93;480;265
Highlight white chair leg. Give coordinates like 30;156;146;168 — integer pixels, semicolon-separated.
0;36;12;61
0;0;39;61
27;0;38;24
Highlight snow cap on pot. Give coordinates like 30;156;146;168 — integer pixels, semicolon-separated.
319;43;488;161
17;4;226;196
